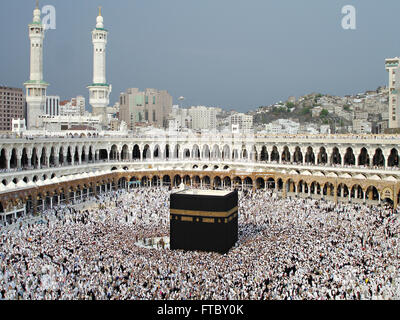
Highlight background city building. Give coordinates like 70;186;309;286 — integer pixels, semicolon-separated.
0;87;25;132
119;88;172;130
45;96;60;116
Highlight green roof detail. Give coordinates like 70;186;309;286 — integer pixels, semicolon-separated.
88;83;110;87
95;28;108;32
24;80;49;85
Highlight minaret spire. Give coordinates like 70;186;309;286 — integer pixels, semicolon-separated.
24;0;49;130
88;7;111;128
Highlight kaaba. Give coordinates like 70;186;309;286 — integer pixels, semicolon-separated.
170;189;238;254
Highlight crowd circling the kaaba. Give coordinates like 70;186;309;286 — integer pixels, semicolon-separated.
0;186;400;300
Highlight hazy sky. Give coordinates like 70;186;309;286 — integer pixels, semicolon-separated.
0;0;399;112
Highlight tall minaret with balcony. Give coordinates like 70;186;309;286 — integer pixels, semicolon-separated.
87;7;112;126
24;0;49;130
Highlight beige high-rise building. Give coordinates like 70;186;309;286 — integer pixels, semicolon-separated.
385;57;400;128
119;88;172;129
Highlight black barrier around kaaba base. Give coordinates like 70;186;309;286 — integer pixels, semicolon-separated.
170;189;238;254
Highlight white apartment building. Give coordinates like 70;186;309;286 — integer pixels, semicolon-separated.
229;113;253;131
264;119;299;134
188;106;217;130
352;119;372;134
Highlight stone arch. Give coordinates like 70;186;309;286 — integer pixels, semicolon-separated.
337;183;349;198
143;144;151;160
223;176;231;187
183;175;191;185
317;147;327;165
213;176;222;188
266;177;275;189
173;174;182;186
40;146;47;167
21;148;29;168
241;148;248;160
183;148;191;159
343;147;355;166
270;146;279;162
141;176;150;187
212;144;221;160
121;144;129;160
331;147;342;165
232;149;239;160
388;148;399;167
250;145;258;161
365;185;379;201
222;144;230;160
358;147;370;166
293;147;303;164
305;147;315;165
153;144;162;159
192;175;201;187
31;147;39;168
286;178;296;193
80;146;86;163
73;146;79;163
110;144;119;160
173;144;180;159
162;175;171;186
192;144;200;159
0;148;7;169
260;146;268;161
372;148;385;167
164;144;170;159
152;175;161;186
310;181;321;195
132;144;141;160
243;177;253;188
233;176;242;188
281;146;291;163
298;180;308;194
202;144;211;159
323;182;334;197
202;175;211;187
350;184;364;200
256;177;265;189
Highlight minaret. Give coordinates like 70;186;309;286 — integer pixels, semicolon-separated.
87;7;112;126
24;0;49;130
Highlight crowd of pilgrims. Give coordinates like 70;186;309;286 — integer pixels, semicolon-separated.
0;185;400;300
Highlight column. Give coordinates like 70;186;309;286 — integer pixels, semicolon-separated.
50;197;53;209
17;150;22;169
5;151;10;169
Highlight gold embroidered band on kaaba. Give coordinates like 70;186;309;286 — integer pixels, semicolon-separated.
170;206;238;218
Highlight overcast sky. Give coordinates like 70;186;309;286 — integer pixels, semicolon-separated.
0;0;399;112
